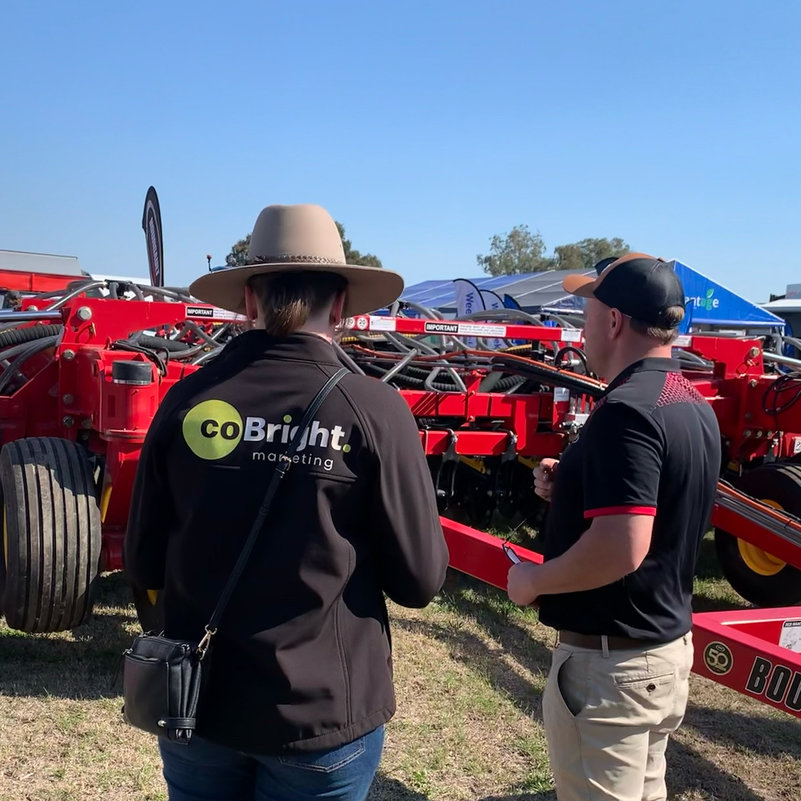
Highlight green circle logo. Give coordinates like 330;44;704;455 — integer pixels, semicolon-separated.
182;400;243;460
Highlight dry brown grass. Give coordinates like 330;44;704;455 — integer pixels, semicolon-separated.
1;559;800;801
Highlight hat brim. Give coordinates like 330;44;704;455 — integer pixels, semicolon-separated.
189;262;404;317
562;273;597;298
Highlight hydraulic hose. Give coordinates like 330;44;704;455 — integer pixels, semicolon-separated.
0;340;55;367
0;324;63;349
554;345;590;374
489;352;606;399
0;335;60;395
362;362;460;393
134;334;193;353
361;361;523;394
46;281;108;310
332;341;366;376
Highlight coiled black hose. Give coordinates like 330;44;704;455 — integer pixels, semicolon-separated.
0;324;63;349
134;334;192;353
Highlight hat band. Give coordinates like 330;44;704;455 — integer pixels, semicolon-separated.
247;253;346;266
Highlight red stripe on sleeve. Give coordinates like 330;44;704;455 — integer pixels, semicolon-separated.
584;505;657;519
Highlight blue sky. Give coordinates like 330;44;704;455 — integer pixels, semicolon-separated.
1;1;799;302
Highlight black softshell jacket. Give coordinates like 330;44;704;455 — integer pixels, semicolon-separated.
124;331;448;754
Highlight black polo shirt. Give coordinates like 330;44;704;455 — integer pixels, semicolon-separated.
538;358;721;643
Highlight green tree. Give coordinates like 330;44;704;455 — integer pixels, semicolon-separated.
550;243;584;272
476;225;553;275
335;222;382;267
478;228;630;275
225;234;251;267
554;237;629;271
226;224;382;268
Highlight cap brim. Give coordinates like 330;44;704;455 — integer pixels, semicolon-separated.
562;273;597;297
189;262;405;317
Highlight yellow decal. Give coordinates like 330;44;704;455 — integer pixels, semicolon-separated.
182;400;243;460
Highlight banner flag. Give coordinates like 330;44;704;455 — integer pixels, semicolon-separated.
453;278;485;348
480;289;506;349
142;186;164;287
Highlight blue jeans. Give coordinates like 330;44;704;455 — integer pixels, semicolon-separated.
159;726;384;801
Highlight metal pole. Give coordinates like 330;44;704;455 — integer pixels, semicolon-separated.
763;351;801;370
0;311;64;323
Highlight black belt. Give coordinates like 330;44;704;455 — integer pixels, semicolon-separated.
558;631;650;650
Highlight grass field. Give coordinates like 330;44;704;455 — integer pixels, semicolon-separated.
1;538;800;801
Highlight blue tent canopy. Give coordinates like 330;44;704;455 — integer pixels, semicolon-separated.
401;270;595;313
672;261;783;331
402;261;783;333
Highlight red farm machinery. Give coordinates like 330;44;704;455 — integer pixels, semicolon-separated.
1;274;801;719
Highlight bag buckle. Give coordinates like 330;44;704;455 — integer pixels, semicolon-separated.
196;625;216;660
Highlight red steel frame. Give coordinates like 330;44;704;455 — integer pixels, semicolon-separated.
0;268;83;294
352;315;801;572
5;297;239;570
350;315;801;717
440;517;801;719
2;303;801;714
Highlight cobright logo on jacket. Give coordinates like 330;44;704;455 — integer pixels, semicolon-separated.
182;400;350;471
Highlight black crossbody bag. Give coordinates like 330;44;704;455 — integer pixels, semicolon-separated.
121;367;349;743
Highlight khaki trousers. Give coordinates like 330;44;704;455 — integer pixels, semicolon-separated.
542;632;693;801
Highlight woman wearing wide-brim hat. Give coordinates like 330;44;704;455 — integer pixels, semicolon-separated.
125;204;449;801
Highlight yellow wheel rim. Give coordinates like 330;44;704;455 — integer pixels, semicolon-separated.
737;498;787;576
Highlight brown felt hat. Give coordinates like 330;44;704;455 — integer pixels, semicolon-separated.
190;204;404;317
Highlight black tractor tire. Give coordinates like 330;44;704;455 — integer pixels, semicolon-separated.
132;586;164;633
0;437;101;632
715;463;801;607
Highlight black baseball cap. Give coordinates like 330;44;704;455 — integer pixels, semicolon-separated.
562;253;686;328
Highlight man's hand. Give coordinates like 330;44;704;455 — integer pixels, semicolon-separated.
533;458;559;502
506;562;544;607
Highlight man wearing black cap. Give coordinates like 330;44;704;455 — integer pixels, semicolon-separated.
507;254;721;801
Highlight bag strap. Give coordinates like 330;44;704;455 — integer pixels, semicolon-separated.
197;366;349;658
